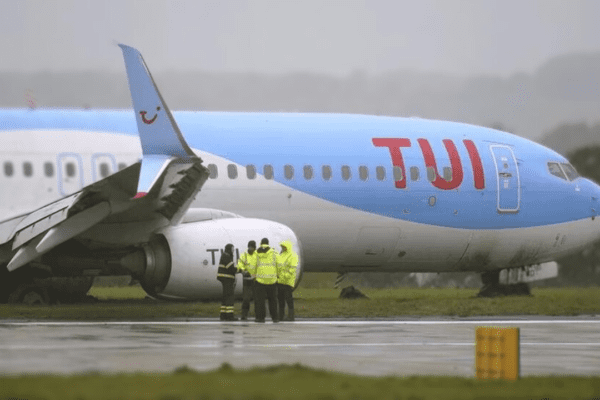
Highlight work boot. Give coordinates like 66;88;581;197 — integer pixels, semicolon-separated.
227;314;238;321
241;309;248;321
278;309;285;321
219;313;227;321
285;310;294;322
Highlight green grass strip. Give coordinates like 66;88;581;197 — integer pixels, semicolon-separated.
1;364;599;400
1;287;600;320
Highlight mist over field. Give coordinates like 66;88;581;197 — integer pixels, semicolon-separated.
3;1;600;148
2;51;600;147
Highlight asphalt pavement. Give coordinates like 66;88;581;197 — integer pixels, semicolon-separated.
1;318;599;376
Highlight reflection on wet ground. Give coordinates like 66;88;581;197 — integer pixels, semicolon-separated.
0;318;599;376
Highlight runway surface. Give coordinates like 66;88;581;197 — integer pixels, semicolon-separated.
1;318;599;377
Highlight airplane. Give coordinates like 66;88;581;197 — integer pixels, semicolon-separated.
0;44;598;304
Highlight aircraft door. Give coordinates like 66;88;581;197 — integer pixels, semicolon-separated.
92;153;117;181
57;153;84;196
490;145;520;213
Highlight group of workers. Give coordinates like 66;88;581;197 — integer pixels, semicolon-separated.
216;238;299;323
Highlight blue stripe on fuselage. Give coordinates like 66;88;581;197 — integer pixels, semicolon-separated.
1;108;598;229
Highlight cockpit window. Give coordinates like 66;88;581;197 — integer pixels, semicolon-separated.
561;163;580;181
547;162;567;180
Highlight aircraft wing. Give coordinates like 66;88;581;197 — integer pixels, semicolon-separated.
0;44;210;272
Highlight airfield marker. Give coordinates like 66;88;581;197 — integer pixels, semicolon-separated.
475;326;520;380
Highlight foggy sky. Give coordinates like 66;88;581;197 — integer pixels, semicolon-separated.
2;0;600;77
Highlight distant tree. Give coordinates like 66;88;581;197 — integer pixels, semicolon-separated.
567;145;600;183
541;122;599;156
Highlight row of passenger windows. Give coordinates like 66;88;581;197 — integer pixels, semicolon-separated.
2;161;128;178
2;159;581;185
2;160;452;183
547;162;579;181
207;163;455;183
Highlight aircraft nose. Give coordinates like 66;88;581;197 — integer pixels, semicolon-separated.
586;180;600;219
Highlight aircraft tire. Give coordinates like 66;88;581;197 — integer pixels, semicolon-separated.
480;270;500;286
7;284;50;305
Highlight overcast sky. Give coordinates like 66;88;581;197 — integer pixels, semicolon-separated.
2;0;600;77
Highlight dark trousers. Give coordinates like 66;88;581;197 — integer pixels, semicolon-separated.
219;279;235;320
241;280;254;318
254;282;278;322
277;283;294;320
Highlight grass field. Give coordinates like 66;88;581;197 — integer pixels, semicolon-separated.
1;285;599;320
1;363;600;400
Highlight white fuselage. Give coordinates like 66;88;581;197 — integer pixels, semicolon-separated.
2;129;598;274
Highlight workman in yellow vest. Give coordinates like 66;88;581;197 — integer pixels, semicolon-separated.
252;238;279;323
277;240;299;321
236;240;257;321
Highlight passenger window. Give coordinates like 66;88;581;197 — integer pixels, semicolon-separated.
561;163;579;181
44;162;54;177
304;165;313;180
100;163;110;178
23;162;33;177
227;164;238;179
66;162;76;178
284;165;294;180
443;167;452;181
66;163;77;178
393;166;403;182
548;162;567;180
322;165;332;181
207;164;218;179
246;164;256;179
376;166;386;181
118;163;127;171
341;165;351;181
4;162;13;177
264;165;274;180
359;166;368;181
410;166;420;181
427;166;435;182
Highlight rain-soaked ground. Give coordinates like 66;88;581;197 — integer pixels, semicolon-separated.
1;317;599;376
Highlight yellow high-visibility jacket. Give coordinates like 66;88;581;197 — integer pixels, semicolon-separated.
238;250;256;284
255;245;278;285
237;251;257;276
277;240;299;287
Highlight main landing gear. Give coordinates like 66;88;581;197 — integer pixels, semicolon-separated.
0;264;94;305
478;270;531;297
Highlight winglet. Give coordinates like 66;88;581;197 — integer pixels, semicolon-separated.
118;44;197;196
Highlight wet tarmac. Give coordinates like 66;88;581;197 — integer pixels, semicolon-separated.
1;318;599;377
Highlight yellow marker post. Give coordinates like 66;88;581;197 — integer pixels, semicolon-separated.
475;326;519;380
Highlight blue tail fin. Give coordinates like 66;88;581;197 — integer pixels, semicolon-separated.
118;44;197;196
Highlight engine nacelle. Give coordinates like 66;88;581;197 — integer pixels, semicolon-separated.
136;218;303;300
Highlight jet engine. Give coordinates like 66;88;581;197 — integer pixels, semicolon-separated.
122;218;303;300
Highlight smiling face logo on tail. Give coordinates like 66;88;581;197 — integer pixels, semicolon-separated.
140;106;161;124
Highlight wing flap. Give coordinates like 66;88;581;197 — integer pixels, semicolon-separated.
0;215;27;244
6;236;44;272
11;193;80;249
35;202;110;254
156;159;209;224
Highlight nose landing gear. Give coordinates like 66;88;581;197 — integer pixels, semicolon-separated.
478;270;530;297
